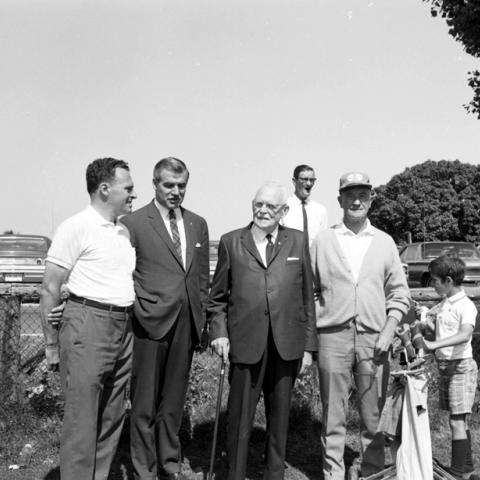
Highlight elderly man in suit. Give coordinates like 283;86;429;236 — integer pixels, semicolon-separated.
208;181;317;480
122;157;209;480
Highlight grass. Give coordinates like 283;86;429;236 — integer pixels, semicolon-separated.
1;350;479;480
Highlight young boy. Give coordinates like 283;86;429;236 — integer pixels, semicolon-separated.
424;254;479;480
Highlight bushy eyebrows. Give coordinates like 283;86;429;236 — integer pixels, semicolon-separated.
161;181;187;188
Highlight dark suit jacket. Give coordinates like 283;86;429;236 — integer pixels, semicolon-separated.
122;200;209;341
207;223;317;364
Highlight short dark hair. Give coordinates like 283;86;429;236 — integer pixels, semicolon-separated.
86;158;129;194
428;254;465;286
293;164;314;179
153;157;189;184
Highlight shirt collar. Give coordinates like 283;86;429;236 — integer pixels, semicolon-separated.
251;224;279;243
154;199;182;219
292;194;310;205
87;205;118;227
334;219;374;236
446;290;467;304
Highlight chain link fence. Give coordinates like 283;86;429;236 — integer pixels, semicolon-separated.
0;291;48;408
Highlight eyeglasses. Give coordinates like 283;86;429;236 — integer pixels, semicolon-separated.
253;202;286;214
296;177;316;184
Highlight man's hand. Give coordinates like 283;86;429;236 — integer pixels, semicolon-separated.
45;344;60;371
375;317;397;355
48;301;66;329
211;337;230;362
299;351;313;376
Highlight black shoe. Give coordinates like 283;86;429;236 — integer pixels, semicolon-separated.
159;473;189;480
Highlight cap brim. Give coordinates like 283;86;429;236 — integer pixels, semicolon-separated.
339;183;372;191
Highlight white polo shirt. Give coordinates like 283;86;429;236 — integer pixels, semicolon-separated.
47;205;135;306
435;290;477;360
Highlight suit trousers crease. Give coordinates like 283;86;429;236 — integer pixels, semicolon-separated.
227;329;300;480
59;301;133;480
317;324;389;480
130;303;195;480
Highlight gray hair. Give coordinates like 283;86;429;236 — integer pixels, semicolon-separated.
254;181;288;204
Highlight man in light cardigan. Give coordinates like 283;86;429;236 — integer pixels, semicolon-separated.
310;171;410;480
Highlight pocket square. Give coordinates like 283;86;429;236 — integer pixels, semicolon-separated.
287;257;300;261
195;242;202;247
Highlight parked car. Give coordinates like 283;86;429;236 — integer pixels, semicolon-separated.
0;234;51;283
209;240;219;283
399;241;480;287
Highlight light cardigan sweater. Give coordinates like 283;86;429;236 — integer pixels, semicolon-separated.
311;225;410;332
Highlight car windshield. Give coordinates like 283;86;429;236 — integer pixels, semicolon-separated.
423;243;480;259
0;238;49;252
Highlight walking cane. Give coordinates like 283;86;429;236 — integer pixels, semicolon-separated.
208;357;226;480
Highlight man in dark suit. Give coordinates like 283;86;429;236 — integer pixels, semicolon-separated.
122;157;209;480
208;182;317;480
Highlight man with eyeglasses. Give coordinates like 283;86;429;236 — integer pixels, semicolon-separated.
310;172;410;479
282;164;328;247
208;182;317;480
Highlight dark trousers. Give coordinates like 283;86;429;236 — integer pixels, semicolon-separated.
59;301;132;480
130;305;195;480
226;332;300;480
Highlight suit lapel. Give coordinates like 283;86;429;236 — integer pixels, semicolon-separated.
183;208;194;274
147;201;184;270
269;225;288;265
240;224;265;268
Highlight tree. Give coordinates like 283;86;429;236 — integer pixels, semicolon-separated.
424;0;480;118
369;160;480;243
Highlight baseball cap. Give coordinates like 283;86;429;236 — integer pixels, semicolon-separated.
338;171;372;191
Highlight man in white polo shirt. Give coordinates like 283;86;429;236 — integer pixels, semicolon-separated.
40;157;137;480
282;164;328;247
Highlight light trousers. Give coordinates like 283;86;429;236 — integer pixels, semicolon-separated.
317;324;389;480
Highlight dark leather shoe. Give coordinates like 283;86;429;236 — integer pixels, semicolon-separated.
159;473;189;480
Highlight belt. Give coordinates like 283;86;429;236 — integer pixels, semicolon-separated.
317;316;356;333
68;294;133;313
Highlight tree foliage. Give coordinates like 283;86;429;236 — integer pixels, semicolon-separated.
424;0;480;118
369;160;480;244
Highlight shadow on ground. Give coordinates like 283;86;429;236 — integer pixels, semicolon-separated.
41;403;361;480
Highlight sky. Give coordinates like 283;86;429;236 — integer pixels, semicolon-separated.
1;0;479;240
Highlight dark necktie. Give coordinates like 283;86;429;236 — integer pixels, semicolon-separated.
265;233;274;265
168;209;183;262
302;200;309;246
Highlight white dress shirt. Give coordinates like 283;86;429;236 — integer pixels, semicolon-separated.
282;195;328;246
155;200;186;267
333;220;375;283
251;225;278;267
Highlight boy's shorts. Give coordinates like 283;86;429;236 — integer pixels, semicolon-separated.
437;357;478;414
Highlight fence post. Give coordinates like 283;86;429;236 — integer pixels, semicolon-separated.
0;294;22;404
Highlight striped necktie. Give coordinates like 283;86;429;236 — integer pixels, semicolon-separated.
168;209;182;261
